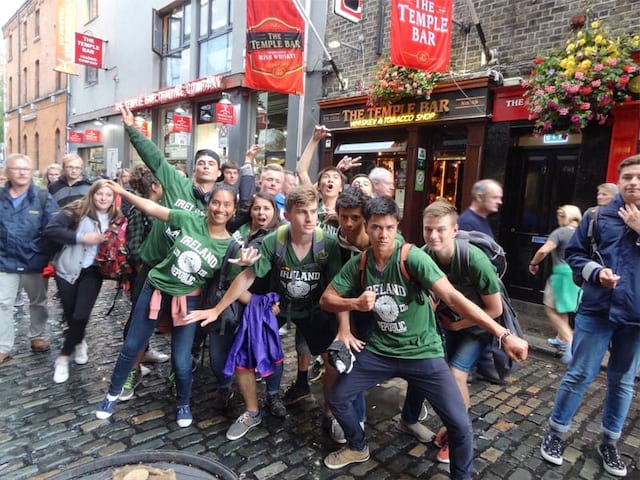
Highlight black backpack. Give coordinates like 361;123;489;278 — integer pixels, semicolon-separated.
201;240;244;335
572;206;601;286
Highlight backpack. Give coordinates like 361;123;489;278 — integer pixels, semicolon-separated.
453;237;524;379
36;189;62;260
572;206;600;286
95;215;132;281
273;224;328;267
455;230;507;280
201;240;244;335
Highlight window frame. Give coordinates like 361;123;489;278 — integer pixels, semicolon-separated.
85;66;99;86
34;9;40;41
198;0;233;76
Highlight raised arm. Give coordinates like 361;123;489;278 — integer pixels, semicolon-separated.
297;126;331;186
106;181;170;222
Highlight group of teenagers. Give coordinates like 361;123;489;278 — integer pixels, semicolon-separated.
57;111;524;478
9;101;638;477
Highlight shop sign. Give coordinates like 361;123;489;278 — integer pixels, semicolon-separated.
320;88;489;129
334;0;363;23
171;114;192;133
133;118;149;137
216;102;237;124
117;75;223;111
84;129;101;143
69;130;84;143
74;32;103;69
492;86;529;122
245;0;304;95
54;0;76;75
390;0;452;72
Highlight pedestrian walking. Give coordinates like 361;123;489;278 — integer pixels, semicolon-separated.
540;155;640;478
0;154;57;365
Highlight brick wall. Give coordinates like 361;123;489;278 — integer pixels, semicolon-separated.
322;0;639;97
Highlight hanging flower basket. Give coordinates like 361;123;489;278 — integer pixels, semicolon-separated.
524;20;640;135
367;58;441;106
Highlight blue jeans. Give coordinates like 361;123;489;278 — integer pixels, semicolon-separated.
108;281;199;406
445;329;493;373
328;349;473;480
550;313;640;439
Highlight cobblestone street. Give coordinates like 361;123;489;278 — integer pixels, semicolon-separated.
1;282;639;479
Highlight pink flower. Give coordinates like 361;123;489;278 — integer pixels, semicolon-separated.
619;75;629;84
570;115;581;123
558;107;569;115
567;85;580;94
606;58;617;66
623;64;637;74
593;63;604;72
574;71;585;80
591;79;602;88
547;101;559;110
535;89;545;97
579;102;591;110
544;85;556;93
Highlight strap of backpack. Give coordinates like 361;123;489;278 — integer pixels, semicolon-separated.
358;249;368;288
218;240;242;289
586;206;602;262
399;243;412;283
454;238;472;285
274;224;289;269
312;226;326;264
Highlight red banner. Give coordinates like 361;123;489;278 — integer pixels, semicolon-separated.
75;33;104;69
84;129;101;143
245;0;304;95
68;131;84;143
215;102;237;125
390;0;452;72
54;0;76;75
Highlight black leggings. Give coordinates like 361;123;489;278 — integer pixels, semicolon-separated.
55;267;103;356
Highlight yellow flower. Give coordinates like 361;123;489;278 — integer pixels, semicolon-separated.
577;38;586;47
577;31;584;38
566;43;576;53
584;46;596;57
579;59;592;72
591;21;601;29
595;35;605;45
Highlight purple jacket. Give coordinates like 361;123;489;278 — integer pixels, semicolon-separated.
223;292;283;377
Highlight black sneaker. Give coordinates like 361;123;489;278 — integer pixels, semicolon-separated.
540;431;566;466
598;444;627;477
308;359;325;383
212;387;234;409
283;382;311;405
266;393;287;417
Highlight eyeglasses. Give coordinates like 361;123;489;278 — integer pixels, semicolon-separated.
65;166;82;170
6;167;32;173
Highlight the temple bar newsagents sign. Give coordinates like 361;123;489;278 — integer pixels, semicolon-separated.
320;88;490;129
75;32;104;69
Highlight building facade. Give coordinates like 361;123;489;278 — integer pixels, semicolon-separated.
3;0;68;172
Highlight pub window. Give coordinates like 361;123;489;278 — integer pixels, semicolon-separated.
34;132;40;165
85;66;98;85
8;77;12;108
56;71;62;91
86;0;99;22
7;34;12;62
158;2;192;87
21;21;27;49
23;134;28;155
23;67;28;102
198;0;232;76
55;129;62;162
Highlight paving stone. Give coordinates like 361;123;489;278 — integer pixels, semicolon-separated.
254;460;288;480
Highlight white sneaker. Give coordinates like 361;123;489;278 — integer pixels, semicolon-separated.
278;325;288;335
140;364;151;377
142;347;169;363
53;359;69;383
74;340;88;365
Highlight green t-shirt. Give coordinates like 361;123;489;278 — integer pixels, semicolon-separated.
126;126;208;267
147;210;235;296
251;228;342;320
332;243;446;359
427;242;501;305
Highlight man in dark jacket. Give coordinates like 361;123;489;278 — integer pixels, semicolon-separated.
48;153;92;207
0;153;58;364
540;154;640;478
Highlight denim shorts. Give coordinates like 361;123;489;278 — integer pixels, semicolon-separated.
444;329;493;372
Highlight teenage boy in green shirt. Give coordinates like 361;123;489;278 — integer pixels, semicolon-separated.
185;185;347;441
319;196;528;475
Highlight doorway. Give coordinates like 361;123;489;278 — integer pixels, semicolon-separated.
502;146;580;302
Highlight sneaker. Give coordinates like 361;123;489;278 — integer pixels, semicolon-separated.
436;443;450;464
96;395;118;419
324;446;370;469
0;352;10;365
283;382;311;405
212;387;234;409
142;347;169;363
53;359;69;383
14;291;25;307
74;340;88;365
433;428;448;448
540;431;566;466
119;368;142;401
598;444;627;477
547;337;570;349
140;364;151;377
560;347;573;365
308;358;325;383
266;393;287;418
278;324;288;335
398;419;436;443
176;405;193;427
322;416;347;444
226;411;262;441
30;338;50;352
418;401;429;421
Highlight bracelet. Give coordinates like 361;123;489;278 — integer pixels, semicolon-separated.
529;263;538;267
498;329;512;350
